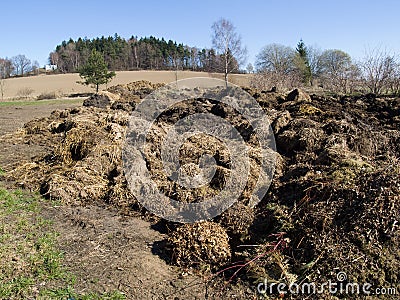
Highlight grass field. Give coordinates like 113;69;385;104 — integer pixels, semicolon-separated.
1;71;250;100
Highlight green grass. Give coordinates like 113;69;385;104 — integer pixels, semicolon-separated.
0;98;83;107
0;187;125;300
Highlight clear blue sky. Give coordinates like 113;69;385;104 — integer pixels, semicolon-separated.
1;0;399;67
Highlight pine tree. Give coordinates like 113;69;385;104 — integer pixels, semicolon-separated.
296;39;307;58
78;49;116;92
295;39;312;85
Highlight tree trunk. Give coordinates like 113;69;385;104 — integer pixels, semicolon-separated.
224;72;228;87
134;46;139;69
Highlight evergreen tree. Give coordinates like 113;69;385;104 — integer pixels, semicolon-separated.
78;49;116;93
296;39;307;58
295;39;312;85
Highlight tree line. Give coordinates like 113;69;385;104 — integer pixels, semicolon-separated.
252;41;400;95
0;55;40;78
48;34;238;74
49;28;400;95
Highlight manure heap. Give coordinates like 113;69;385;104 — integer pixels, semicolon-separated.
4;81;399;296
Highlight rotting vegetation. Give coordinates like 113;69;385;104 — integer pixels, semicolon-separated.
3;80;399;299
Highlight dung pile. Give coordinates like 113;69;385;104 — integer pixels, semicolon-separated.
83;91;120;108
168;222;231;267
141;96;265;209
4;82;400;297
107;80;164;111
82;80;165;111
6;106;130;206
246;90;400;296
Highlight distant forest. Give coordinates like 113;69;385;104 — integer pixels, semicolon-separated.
49;34;235;73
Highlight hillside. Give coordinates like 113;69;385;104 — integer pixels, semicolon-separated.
1;71;250;100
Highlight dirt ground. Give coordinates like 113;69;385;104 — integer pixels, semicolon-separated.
0;100;255;299
40;204;254;299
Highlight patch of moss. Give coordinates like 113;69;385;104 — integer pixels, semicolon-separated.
329;158;374;185
298;104;323;115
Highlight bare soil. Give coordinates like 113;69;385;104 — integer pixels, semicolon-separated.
1;71;249;100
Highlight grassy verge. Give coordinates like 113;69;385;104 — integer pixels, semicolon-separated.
0;98;84;107
0;187;125;300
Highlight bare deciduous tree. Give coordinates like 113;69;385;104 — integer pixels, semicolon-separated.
0;58;12;100
211;18;247;86
305;45;322;86
254;43;300;91
0;66;5;101
317;49;358;93
0;77;5;100
246;63;254;74
388;61;400;95
49;51;59;66
12;54;31;76
359;48;397;95
31;60;40;75
256;44;295;73
0;58;14;78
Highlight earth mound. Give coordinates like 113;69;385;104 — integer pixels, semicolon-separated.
4;81;399;298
